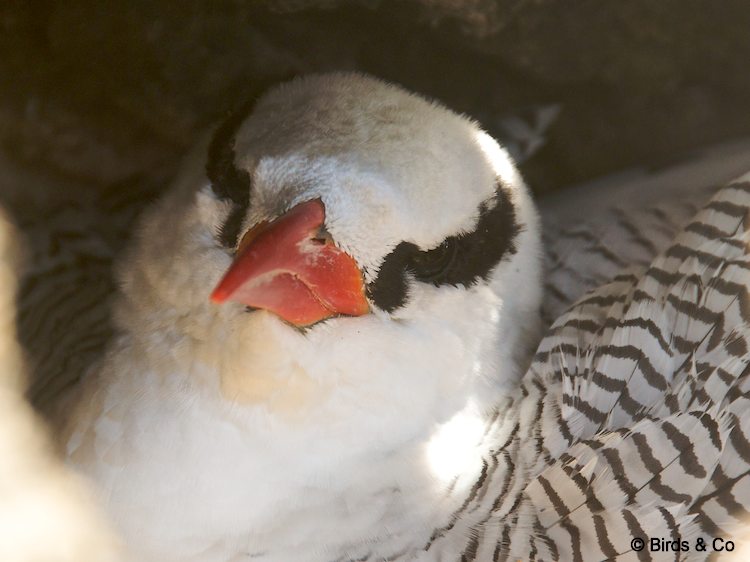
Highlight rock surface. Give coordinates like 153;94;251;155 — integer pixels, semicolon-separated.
2;1;750;194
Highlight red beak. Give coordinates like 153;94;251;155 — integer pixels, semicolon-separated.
210;199;369;326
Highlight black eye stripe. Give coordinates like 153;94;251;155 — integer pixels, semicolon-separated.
366;243;415;312
206;96;259;248
367;183;521;312
217;205;248;249
207;76;298;249
407;239;458;283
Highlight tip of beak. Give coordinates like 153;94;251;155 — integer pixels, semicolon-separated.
210;287;229;304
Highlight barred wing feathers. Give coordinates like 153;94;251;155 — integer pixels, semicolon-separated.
516;177;750;559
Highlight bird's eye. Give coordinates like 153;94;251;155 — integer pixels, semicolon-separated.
408;239;458;283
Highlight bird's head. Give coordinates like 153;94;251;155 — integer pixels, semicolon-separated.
116;73;542;440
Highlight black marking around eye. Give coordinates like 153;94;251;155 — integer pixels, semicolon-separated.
366;183;521;312
366;242;416;312
206;96;259;248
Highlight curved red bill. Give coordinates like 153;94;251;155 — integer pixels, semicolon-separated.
210;199;369;326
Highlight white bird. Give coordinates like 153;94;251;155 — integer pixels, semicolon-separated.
64;73;543;562
63;73;750;561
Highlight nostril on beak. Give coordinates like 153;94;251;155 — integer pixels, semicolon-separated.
312;225;334;245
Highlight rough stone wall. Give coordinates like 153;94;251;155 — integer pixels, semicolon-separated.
2;1;750;196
